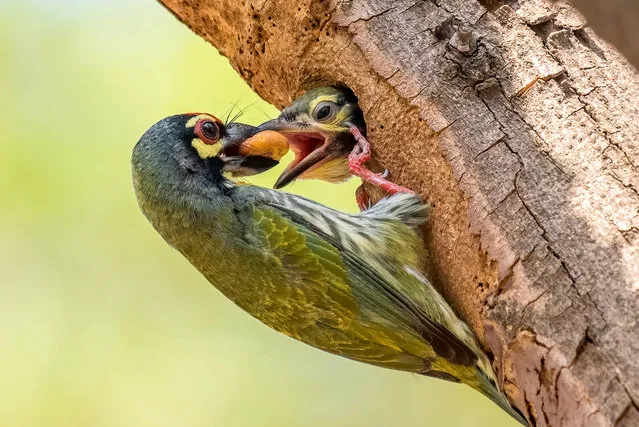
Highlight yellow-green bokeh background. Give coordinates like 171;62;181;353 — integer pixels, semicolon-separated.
0;1;514;426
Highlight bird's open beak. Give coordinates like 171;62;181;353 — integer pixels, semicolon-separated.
257;119;345;189
220;124;288;177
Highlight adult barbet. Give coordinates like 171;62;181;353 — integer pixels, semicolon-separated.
131;113;527;425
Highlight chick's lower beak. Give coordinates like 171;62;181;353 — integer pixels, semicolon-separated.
258;119;347;189
220;124;288;177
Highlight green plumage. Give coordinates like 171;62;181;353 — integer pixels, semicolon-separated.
132;114;527;425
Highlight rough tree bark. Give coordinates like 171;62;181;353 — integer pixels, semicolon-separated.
562;0;639;72
158;0;639;425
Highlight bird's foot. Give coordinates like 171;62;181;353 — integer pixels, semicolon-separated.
348;126;415;196
347;126;372;171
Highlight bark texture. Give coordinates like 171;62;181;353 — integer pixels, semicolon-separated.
158;0;639;425
562;0;639;72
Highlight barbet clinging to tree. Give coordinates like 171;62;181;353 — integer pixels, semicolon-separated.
131;113;527;425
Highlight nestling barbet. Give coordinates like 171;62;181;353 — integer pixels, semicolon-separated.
131;113;527;425
223;85;413;210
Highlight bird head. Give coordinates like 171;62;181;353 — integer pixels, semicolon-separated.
246;85;366;189
132;113;286;201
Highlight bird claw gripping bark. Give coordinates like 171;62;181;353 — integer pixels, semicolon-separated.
348;126;415;203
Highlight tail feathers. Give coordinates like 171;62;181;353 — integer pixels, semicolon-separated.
360;193;430;228
476;369;529;426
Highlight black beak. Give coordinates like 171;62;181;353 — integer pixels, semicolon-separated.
257;118;306;132
221;155;280;177
219;123;282;177
224;122;261;146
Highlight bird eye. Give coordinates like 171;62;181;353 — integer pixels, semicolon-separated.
195;120;220;145
312;101;338;122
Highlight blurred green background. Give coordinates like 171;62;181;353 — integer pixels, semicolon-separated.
0;1;514;426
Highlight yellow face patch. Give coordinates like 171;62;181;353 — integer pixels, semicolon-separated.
308;95;350;132
308;94;339;113
185;113;224;159
191;138;221;159
186;113;215;129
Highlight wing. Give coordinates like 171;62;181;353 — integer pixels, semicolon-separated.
231;205;431;369
233;206;359;337
261;200;478;368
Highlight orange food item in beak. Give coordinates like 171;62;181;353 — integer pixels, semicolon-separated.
237;130;289;161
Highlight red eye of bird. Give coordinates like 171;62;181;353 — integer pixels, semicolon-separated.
195;120;220;145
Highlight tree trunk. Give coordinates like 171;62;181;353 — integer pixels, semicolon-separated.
158;0;639;425
562;0;639;72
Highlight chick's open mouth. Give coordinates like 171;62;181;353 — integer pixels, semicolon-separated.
223;126;343;188
284;132;327;170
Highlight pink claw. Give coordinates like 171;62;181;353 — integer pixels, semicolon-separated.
348;126;414;196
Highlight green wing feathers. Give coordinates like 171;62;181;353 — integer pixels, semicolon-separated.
246;207;428;369
185;192;523;424
221;191;524;423
246;207;358;333
253;200;483;375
